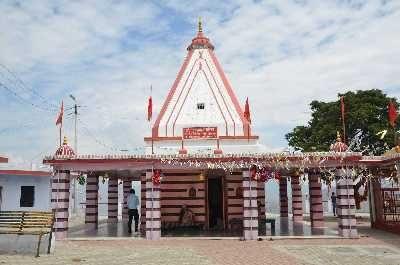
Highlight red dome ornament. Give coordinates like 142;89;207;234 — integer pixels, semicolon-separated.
152;170;161;185
330;132;349;152
55;136;75;158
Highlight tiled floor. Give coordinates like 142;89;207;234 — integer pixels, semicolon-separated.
68;217;337;238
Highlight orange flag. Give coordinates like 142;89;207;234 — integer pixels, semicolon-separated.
389;100;398;128
55;101;63;125
147;96;152;122
244;97;251;124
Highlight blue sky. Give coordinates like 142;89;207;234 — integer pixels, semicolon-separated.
0;0;399;169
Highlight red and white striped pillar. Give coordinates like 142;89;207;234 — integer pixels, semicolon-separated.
308;170;324;228
107;177;118;223
123;179;132;220
336;168;357;238
291;174;303;222
146;169;161;240
51;170;70;240
85;173;98;229
243;170;258;240
279;177;288;217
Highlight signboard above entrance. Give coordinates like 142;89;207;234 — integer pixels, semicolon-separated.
183;127;218;139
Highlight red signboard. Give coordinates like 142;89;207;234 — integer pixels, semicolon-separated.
183;127;218;139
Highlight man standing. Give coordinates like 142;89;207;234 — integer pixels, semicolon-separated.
127;189;139;233
331;192;337;216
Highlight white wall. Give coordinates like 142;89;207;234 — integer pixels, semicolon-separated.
0;175;51;211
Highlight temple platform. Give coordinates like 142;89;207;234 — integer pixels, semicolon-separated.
67;216;339;239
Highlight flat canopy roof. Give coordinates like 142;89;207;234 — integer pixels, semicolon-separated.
0;170;51;177
43;152;400;172
0;156;8;163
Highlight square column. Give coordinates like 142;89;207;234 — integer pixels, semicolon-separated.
51;170;70;240
85;173;98;229
336;168;358;238
123;180;132;220
291;175;303;222
308;170;324;228
279;177;288;217
146;170;161;240
107;178;118;223
243;170;258;240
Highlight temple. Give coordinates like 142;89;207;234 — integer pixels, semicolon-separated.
43;20;400;242
145;19;261;155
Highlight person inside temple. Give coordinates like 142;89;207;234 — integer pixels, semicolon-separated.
179;204;195;227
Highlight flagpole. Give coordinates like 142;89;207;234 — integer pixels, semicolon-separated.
340;96;346;144
59;124;62;147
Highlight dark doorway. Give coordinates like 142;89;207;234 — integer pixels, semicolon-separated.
208;177;223;229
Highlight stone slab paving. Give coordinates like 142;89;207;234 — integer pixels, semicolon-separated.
1;236;400;265
275;245;400;265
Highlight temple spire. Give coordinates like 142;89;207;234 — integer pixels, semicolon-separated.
198;17;202;33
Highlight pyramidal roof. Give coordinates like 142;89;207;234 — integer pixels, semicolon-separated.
152;20;253;139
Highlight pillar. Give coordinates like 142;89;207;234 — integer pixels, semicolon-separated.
291;174;303;222
308;170;324;228
243;170;258;240
123;180;131;220
51;170;70;240
85;173;98;229
336;168;357;238
146;170;161;240
370;178;384;228
107;177;118;223
279;177;288;217
140;174;146;235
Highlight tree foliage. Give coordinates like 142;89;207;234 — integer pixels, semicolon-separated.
285;89;399;155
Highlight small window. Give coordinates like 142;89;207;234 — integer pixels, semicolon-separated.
20;186;34;207
197;103;205;110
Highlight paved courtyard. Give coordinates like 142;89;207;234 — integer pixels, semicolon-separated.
1;232;400;265
1;218;400;265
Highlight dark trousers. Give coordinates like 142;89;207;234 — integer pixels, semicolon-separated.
332;203;336;216
128;209;139;232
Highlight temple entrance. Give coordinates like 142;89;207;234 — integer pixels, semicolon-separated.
206;170;226;230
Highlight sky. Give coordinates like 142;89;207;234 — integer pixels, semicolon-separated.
0;0;399;169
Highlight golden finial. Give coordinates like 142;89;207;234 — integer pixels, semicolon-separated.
198;17;202;33
336;131;342;142
63;136;68;145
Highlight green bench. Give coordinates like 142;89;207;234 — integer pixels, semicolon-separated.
0;211;54;257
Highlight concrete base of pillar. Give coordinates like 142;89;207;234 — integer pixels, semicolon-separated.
146;230;161;240
244;230;258;240
54;231;68;241
339;229;358;238
85;223;97;230
107;218;118;223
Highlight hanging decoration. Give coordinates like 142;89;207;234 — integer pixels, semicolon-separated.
250;165;258;181
259;167;271;182
274;170;281;181
77;173;85;185
152;169;162;185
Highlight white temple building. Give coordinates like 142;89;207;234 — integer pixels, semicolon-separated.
145;20;265;155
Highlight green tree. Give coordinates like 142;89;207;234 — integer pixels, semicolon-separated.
285;89;399;155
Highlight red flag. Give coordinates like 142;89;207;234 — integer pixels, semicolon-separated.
55;101;63;125
340;96;345;122
389;100;398;128
147;96;152;122
244;97;251;124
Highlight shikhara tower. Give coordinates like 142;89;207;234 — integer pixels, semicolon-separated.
145;20;263;154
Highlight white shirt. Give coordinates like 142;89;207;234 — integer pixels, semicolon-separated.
127;194;139;210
